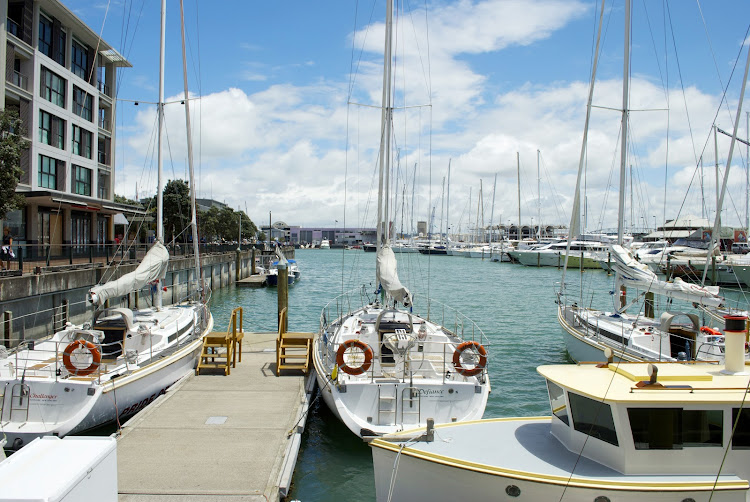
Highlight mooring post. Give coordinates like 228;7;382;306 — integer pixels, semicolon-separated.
251;248;257;275
2;311;12;347
277;262;289;332
235;247;242;281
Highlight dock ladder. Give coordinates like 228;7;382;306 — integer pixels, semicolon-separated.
275;308;313;375
196;307;244;375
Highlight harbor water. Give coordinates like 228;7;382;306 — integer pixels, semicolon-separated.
206;248;609;501
207;248;746;501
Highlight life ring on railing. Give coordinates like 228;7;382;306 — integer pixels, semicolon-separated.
452;341;487;377
700;326;722;337
62;339;101;377
336;339;373;376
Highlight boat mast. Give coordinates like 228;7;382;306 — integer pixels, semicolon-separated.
617;0;631;247
155;0;166;310
517;152;521;240
446;159;451;244
537;149;541;239
490;173;497;247
376;0;394;257
179;0;203;301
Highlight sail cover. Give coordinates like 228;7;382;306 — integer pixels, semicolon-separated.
610;244;723;308
88;241;170;307
376;244;412;307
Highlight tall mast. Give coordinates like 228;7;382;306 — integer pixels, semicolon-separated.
617;0;631;246
155;0;166;310
446;159;451;243
537;149;541;239
490;173;497;245
179;0;202;299
376;0;394;256
517;152;521;240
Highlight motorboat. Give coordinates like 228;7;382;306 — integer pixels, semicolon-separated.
371;323;750;501
266;258;300;286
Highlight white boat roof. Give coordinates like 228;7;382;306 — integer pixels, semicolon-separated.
538;362;750;405
371;417;746;490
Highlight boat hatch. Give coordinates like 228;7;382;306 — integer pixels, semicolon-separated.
608;363;713;383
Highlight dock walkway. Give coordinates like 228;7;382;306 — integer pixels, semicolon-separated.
117;332;315;502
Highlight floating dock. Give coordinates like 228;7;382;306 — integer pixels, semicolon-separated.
117;332;315;501
236;274;268;288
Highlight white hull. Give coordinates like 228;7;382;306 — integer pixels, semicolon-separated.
0;306;212;450
313;298;490;438
372;417;749;502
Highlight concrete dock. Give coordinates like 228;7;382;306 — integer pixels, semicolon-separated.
117;332;315;502
236;274;268;288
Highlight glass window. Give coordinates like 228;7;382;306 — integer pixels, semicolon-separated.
38;155;56;189
732;408;750;449
73;87;93;121
40;67;66;108
72;39;88;80
547;381;569;426
72;125;92;159
39;110;51;145
629;408;723;450
39;14;53;58
55;28;66;66
569;392;619;446
71;165;91;196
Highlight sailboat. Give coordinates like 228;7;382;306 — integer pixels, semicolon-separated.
556;0;735;365
312;0;490;439
371;4;750;500
0;0;213;451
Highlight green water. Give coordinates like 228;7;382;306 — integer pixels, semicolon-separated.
207;249;747;501
205;249;608;501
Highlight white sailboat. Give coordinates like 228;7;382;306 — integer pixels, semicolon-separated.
0;0;213;451
556;0;737;365
312;0;490;439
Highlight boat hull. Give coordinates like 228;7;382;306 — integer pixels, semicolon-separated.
0;311;212;450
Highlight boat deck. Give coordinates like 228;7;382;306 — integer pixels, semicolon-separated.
373;417;746;490
117;332;315;502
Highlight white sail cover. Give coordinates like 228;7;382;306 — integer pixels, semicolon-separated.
376;244;412;306
610;244;723;308
88;241;170;307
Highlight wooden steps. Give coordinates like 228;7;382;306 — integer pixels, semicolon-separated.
196;307;245;375
276;308;313;376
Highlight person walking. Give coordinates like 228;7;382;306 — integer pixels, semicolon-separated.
2;227;14;270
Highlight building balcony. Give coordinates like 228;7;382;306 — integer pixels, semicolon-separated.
8;70;29;91
7;18;19;38
97;81;111;98
97;151;110;166
98;117;110;132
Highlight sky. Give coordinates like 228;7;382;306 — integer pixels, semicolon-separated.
65;0;750;235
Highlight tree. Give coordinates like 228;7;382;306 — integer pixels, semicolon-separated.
162;179;191;243
0;109;30;220
114;194;142;206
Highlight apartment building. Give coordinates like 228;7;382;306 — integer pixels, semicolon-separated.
1;0;134;258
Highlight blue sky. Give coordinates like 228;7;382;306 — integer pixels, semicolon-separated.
66;0;750;234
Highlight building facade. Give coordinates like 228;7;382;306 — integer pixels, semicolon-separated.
1;0;134;258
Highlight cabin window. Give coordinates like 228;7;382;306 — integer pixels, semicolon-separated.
628;409;722;450
568;392;618;446
546;381;569;426
732;408;750;449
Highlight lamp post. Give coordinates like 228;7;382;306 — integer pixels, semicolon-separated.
334;220;338;245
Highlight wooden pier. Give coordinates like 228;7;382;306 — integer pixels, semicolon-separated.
117;331;315;502
237;274;268;288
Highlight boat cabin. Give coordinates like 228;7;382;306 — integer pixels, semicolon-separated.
541;362;750;478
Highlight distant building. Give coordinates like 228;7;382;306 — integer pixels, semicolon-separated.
416;221;427;236
196;198;227;212
0;0;133;257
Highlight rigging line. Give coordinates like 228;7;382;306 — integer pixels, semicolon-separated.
87;0;112;86
348;0;378;103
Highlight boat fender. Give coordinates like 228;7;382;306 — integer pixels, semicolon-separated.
452;341;487;377
336;339;373;376
62;339;102;377
700;326;722;337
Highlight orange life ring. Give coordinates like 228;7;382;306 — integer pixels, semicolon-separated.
452;341;487;377
700;326;722;337
335;339;373;376
63;339;101;377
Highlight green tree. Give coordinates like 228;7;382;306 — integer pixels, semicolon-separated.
114;194;142;206
0;109;30;220
162;179;191;243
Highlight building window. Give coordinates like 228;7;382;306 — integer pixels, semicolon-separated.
39;110;65;149
72;39;88;80
39;14;53;58
40;66;66;108
73;86;93;121
39;154;57;189
568;392;619;446
547;381;569;426
98;170;110;199
629;408;723;450
55;28;66;66
72;165;91;196
72;125;92;159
